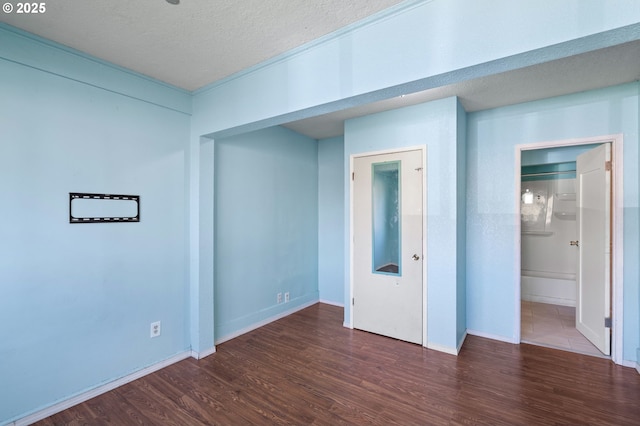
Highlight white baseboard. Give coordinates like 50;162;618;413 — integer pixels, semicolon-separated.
425;333;467;356
618;359;637;369
521;275;576;307
426;342;458;356
457;331;468;354
467;329;518;344
343;321;352;329
215;299;318;345
319;299;344;307
191;346;216;360
12;351;191;426
522;294;576;307
636;362;640;375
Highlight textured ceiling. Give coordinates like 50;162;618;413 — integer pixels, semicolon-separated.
1;0;404;91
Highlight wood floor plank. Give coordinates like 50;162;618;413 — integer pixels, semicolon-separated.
33;303;640;425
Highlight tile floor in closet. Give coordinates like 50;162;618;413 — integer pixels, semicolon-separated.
521;300;605;358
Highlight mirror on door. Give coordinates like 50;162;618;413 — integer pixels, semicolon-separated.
372;161;401;275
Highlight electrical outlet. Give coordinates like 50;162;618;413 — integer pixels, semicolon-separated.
150;321;161;338
277;292;282;304
284;292;290;303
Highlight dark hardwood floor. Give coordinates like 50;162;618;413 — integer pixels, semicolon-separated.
36;303;640;425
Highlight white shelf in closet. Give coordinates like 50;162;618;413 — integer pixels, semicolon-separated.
553;211;576;220
521;231;554;236
555;192;576;201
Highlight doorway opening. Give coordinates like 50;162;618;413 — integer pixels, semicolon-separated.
515;135;623;364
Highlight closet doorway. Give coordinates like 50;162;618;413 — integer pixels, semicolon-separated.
516;136;623;363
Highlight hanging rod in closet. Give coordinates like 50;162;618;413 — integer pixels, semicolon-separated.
521;170;575;177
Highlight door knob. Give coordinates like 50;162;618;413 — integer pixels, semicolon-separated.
570;240;579;247
412;254;420;261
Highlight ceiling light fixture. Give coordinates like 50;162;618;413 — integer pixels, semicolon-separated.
166;0;179;4
522;189;534;204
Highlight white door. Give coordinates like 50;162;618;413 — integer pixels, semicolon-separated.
352;149;423;344
575;143;611;355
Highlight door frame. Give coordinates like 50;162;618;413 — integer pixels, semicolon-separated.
349;145;428;346
514;134;623;365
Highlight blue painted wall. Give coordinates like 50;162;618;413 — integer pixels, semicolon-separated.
344;96;466;352
189;0;640;359
0;28;191;424
191;0;640;137
318;136;345;305
4;0;640;423
467;83;639;361
213;126;319;341
456;100;468;347
521;144;601;165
